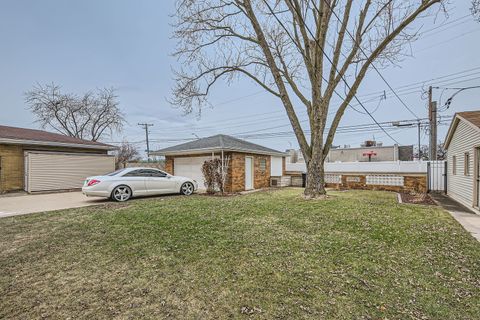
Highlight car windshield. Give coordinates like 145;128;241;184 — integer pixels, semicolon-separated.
106;169;127;176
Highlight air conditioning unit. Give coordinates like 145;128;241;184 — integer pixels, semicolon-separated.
271;178;279;187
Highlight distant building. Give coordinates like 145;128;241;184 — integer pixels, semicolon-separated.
287;141;413;163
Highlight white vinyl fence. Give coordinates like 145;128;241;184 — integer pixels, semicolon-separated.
286;160;428;173
285;159;446;192
427;161;446;192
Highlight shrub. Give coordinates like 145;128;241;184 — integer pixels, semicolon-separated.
202;160;216;194
202;157;230;194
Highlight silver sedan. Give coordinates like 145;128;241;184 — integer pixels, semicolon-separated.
82;167;198;202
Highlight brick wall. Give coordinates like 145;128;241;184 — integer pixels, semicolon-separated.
0;144;108;193
325;174;427;193
0;145;24;192
284;171;426;193
164;156;174;174
228;152;244;192
227;152;271;192
253;154;271;189
164;152;272;193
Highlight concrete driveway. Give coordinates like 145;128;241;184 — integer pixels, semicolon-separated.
0;192;109;218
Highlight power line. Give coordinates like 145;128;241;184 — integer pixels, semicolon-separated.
323;0;420;119
416;28;480;53
263;0;400;144
148;67;480;135
443;86;480;109
150;4;472;144
143;116;452;143
106;116;453;146
418;14;472;38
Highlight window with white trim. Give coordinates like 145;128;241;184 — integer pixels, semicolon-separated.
259;158;267;173
464;152;470;176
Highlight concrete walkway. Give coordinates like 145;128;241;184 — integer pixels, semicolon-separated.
430;193;480;242
0;192;108;218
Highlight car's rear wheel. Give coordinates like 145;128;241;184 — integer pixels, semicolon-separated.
111;185;132;202
180;182;194;195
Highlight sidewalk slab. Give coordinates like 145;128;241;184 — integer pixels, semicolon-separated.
430;193;480;242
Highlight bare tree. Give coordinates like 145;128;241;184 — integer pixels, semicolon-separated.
216;156;230;194
25;83;124;141
202;160;217;194
115;141;140;169
201;157;231;194
172;0;445;198
473;0;480;21
414;143;446;160
414;145;429;161
436;142;447;160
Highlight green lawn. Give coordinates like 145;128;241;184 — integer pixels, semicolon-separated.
1;189;479;319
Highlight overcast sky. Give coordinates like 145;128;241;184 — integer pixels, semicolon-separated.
1;1;479;156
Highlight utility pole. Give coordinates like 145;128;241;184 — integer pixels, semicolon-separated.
417;120;421;161
430;101;437;160
138;123;154;161
428;86;437;160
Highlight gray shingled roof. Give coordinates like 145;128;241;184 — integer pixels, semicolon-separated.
153;134;285;156
0;124;116;150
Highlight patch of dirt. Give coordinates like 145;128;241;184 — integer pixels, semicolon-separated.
301;194;333;201
199;192;240;197
399;193;437;206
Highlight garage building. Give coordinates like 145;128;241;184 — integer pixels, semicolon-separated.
444;111;480;213
0;125;116;193
152;134;286;192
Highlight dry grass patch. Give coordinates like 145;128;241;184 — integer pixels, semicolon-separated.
1;188;479;319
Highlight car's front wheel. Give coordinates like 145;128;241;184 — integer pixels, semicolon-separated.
180;182;194;195
111;185;132;202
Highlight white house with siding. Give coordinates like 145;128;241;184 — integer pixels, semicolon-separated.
444;111;480;213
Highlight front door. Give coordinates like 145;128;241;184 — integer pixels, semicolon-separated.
245;156;254;190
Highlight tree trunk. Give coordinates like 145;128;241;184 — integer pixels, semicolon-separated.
304;148;326;198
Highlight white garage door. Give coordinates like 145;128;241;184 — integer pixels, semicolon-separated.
174;156;214;190
25;152;115;192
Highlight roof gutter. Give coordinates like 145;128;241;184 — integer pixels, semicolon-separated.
0;138;117;151
444;113;480;149
152;146;286;157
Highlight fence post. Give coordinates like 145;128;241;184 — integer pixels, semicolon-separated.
427;162;431;193
444;160;448;194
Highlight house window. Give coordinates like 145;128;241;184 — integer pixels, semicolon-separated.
452;156;456;175
465;152;470;176
259;158;267;173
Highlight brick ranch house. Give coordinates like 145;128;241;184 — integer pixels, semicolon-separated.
0;125;116;193
152;134;286;192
